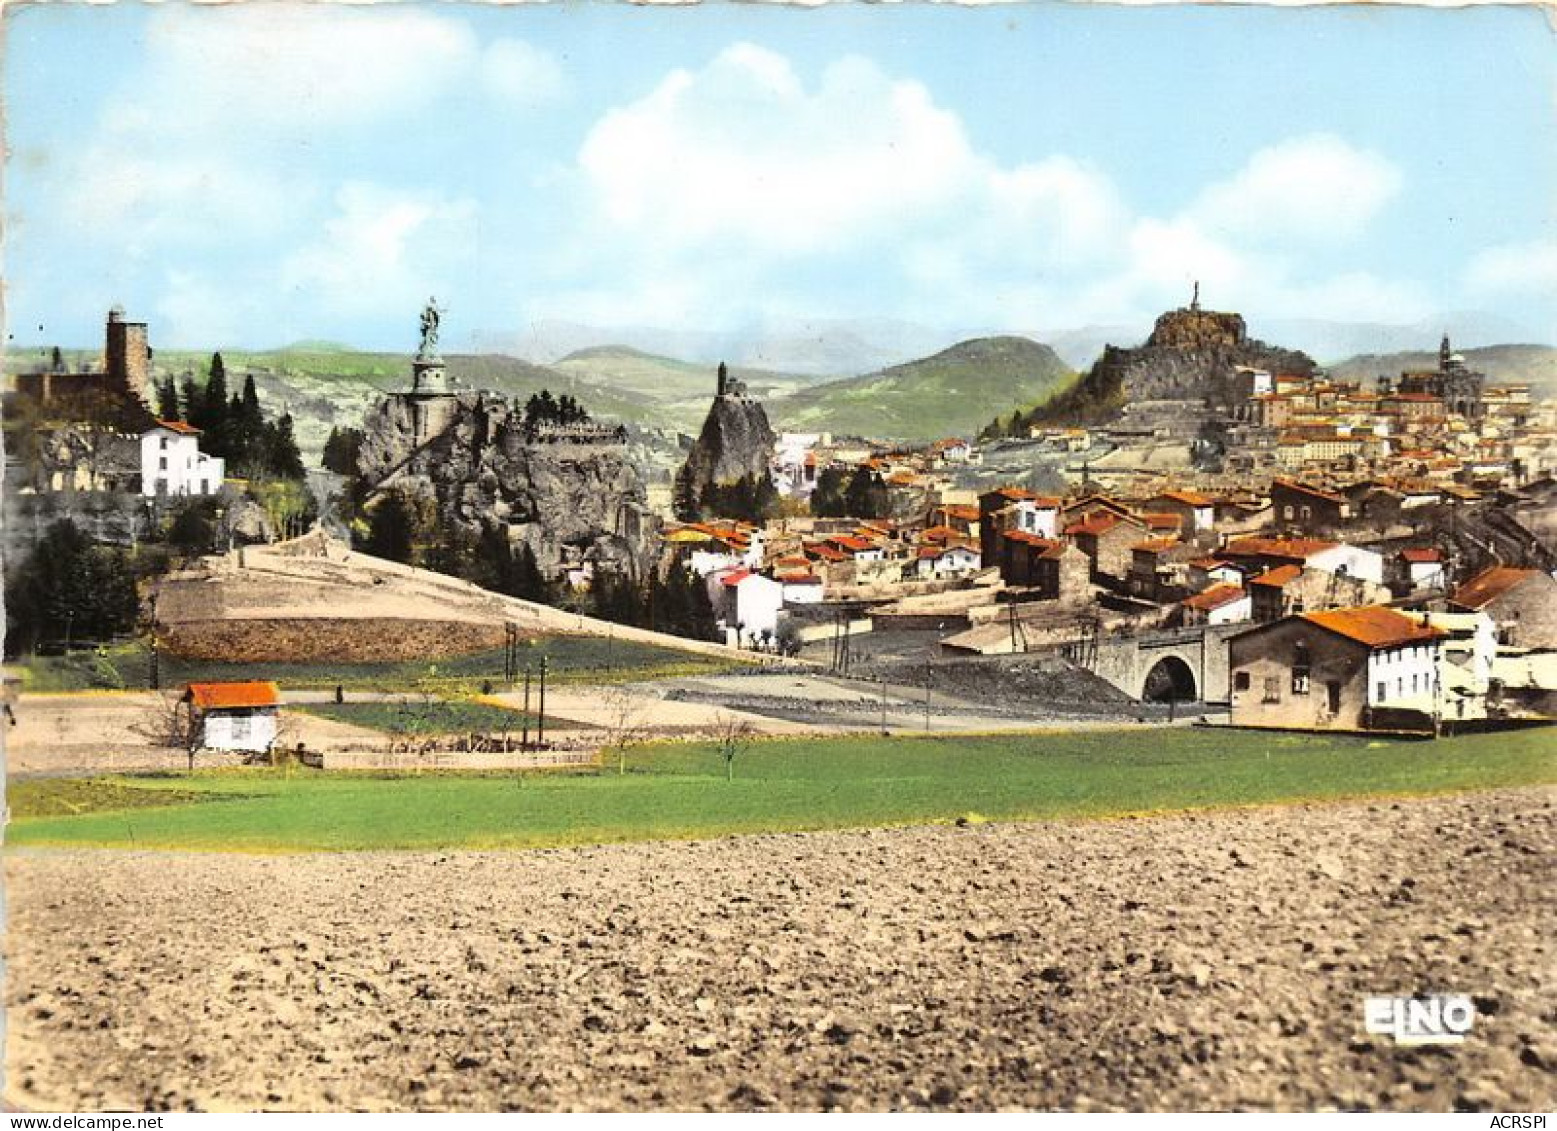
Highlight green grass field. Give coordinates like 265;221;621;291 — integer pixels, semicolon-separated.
16;636;738;694
292;699;538;736
8;726;1553;853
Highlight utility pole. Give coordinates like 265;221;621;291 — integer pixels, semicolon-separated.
148;594;159;691
537;656;548;747
924;660;932;732
522;666;531;748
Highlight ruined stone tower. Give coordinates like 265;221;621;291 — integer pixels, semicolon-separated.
105;306;151;405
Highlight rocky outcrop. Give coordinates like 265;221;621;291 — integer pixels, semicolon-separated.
673;377;776;518
1034;302;1316;429
356;391;653;579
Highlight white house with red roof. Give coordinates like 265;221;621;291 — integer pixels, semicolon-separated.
182;680;282;753
141;420;225;498
1397;547;1446;591
711;568;785;648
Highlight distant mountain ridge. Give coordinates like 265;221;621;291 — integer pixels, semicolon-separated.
768;336;1073;442
1326;344;1557;399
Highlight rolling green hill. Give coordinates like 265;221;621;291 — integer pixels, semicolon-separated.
552;346;824;428
9;334;1078;451
135;348;671;453
1328;344;1557;401
768;336;1074;441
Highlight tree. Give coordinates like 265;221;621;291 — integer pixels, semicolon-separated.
810;465;848;518
166;498;222;560
194;352;230;456
715;711;756;781
156;376;181;422
179;376;201;428
132;690;202;771
3;520;141;655
844;467;890;519
599;683;654;776
362;491;416;563
321;426;365;476
649;558;717;640
264;412;306;480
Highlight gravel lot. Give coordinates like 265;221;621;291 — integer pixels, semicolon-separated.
5;787;1553;1112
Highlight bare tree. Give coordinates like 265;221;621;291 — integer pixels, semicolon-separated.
599;683;655;775
715;711;756;782
131;689;201;771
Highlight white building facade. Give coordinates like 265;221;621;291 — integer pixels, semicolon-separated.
142;422;225;498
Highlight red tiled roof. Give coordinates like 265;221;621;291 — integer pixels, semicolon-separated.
152;419;203;436
1139;513;1182;531
718;569;753;588
185;681;281;710
1221;537;1339;562
1064;513;1129;537
1272;478;1346;504
1450;566;1542;610
827;535;875;553
1302;606;1443;650
1132;537;1179;553
1181;584;1247;612
984;486;1041;501
1399;548;1442;564
1151;489;1214;507
1248;564;1303;589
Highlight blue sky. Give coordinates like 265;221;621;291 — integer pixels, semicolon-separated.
4;1;1554;355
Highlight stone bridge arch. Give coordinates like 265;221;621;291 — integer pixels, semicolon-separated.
1141;654;1197;702
1075;624;1240;704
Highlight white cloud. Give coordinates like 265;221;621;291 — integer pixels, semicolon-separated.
281;183;479;319
577;44;985;256
49;8;561;256
1467;240;1557;295
559;45;1418;334
120;7;480;132
482;38;568;107
1189;133;1403;243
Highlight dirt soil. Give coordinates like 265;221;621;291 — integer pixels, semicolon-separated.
6;787;1554;1112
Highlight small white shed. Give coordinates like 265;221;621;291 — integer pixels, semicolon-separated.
183;681;282;753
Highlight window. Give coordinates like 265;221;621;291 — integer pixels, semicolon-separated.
1377;681;1387;702
159;437;168;450
1262;676;1282;704
1327;681;1342;714
1292;642;1311;695
1234;671;1251;692
1397;678;1404;699
158;456;167;470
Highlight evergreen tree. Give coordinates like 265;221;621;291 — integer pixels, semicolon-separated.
194;352;230;456
844;466;890;519
321;426;365;476
264;412;306;480
156;376;181;421
362;491;416;563
179;376;201;428
810;465;848;518
3;520;141;655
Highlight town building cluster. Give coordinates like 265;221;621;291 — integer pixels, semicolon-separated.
657;335;1556;733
